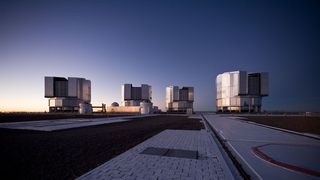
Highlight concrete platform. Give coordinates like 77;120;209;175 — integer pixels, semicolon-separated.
77;129;235;180
204;114;320;180
0;115;156;131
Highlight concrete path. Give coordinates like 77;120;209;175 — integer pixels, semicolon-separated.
204;114;320;180
0;115;156;131
77;129;235;180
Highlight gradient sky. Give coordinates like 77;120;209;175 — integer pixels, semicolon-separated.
1;0;319;112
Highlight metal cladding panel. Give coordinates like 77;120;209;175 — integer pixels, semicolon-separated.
141;84;151;100
231;72;239;97
64;98;80;107
77;79;84;99
239;71;247;95
49;98;62;107
121;85;124;102
179;89;189;101
125;84;132;100
248;73;261;95
187;87;194;101
68;78;78;97
82;80;91;103
173;86;179;101
132;87;142;100
44;77;54;97
221;73;230;99
54;80;68;97
149;85;152;101
122;84;132;101
56;99;63;107
166;87;172;104
216;75;222;99
49;98;80;107
260;72;269;96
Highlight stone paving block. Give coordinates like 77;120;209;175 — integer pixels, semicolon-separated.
77;130;235;180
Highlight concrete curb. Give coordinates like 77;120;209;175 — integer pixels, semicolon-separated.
202;114;263;180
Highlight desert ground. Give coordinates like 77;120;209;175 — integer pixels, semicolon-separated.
243;115;320;135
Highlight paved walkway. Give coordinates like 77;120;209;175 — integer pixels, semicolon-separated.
204;114;320;180
77;129;235;180
0;115;156;131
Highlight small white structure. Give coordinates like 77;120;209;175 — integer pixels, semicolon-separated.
79;103;92;114
140;101;153;114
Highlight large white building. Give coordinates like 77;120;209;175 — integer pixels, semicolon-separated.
216;71;268;112
106;84;153;114
44;77;91;112
121;84;152;106
166;86;194;112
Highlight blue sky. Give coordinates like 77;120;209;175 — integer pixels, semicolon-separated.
0;0;319;112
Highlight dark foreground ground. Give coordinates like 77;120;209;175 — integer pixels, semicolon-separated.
0;113;135;123
243;115;320;135
0;115;204;180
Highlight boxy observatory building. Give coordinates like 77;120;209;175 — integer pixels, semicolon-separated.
107;84;153;114
216;71;268;112
44;77;92;113
121;84;152;106
166;86;194;113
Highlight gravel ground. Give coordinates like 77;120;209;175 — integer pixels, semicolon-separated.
0;115;204;180
243;115;320;135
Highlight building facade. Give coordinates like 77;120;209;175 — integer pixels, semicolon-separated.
166;86;194;112
216;71;268;112
44;77;91;112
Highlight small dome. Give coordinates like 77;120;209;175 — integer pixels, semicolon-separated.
111;102;119;107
